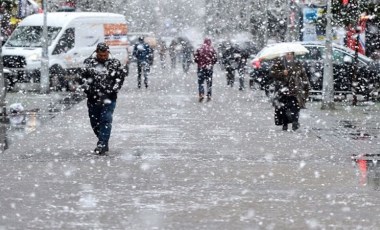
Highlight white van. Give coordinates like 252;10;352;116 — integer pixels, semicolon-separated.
2;12;128;90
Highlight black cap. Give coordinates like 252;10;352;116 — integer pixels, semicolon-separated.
96;42;109;52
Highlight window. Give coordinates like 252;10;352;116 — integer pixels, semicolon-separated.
6;26;61;47
332;49;346;63
300;46;323;61
52;28;75;55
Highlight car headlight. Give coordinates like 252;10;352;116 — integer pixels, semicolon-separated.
27;53;41;62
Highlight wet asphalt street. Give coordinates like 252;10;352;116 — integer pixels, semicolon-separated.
1;63;380;229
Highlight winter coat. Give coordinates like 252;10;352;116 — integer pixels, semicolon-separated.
270;58;310;107
182;42;194;63
133;41;154;64
81;56;125;104
222;46;242;70
194;38;217;69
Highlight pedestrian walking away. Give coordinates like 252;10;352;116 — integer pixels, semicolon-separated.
221;42;245;90
180;38;194;73
80;42;126;155
133;36;154;88
169;39;179;69
194;38;218;102
270;52;310;131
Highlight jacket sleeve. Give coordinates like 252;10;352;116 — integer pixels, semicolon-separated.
194;49;199;63
212;49;218;65
111;59;125;92
78;58;93;93
132;44;137;58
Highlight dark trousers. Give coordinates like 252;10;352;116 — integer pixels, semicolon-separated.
137;61;150;87
87;100;116;148
275;95;300;125
197;68;213;97
226;66;244;89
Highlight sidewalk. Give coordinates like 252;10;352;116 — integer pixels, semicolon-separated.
0;67;380;229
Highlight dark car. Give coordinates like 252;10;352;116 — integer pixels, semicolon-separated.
248;42;380;100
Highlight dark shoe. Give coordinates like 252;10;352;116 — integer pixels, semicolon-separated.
94;146;108;155
207;96;212;102
199;94;204;102
138;83;141;89
282;124;288;131
292;122;300;131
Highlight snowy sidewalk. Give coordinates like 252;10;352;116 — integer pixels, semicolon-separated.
1;66;380;229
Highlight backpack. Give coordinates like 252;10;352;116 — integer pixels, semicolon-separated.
135;43;149;61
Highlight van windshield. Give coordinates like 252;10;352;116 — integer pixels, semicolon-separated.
5;26;62;47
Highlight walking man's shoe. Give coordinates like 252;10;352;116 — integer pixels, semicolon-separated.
94;146;109;155
282;124;288;131
199;94;205;102
207;96;212;102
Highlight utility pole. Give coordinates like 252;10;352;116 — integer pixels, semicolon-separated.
321;0;335;110
40;0;50;94
352;0;363;106
0;13;7;119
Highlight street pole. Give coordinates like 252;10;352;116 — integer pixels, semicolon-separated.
285;0;290;42
40;0;49;94
0;13;7;119
321;0;335;110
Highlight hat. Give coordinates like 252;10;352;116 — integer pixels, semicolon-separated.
96;42;109;52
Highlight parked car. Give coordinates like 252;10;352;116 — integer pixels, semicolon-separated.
248;41;380;100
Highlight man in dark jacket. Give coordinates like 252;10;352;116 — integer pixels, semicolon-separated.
133;36;153;88
194;38;218;102
80;42;125;154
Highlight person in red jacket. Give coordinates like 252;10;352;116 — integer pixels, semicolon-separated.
194;38;218;102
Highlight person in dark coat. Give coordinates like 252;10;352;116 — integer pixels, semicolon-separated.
80;42;126;154
270;52;310;131
169;39;178;69
194;38;218;102
180;39;194;73
222;43;245;90
132;36;154;88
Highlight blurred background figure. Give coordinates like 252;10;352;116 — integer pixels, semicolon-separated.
157;39;167;69
169;39;179;69
222;42;244;90
178;37;194;74
133;36;154;89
